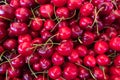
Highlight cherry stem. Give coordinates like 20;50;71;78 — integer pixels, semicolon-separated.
27;55;37;78
96;24;100;36
112;0;118;9
78;37;83;44
101;66;107;80
3;56;14;71
0;51;7;61
0;16;12;21
6;70;8;80
31;8;36;19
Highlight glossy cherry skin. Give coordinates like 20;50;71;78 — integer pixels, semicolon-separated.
48;66;62;79
51;0;67;7
94;40;109;54
76;45;88;57
10;0;20;9
91;0;104;7
52;52;64;65
59;26;71;40
18;42;33;57
79;17;93;31
0;63;9;75
0;26;6;40
32;63;42;72
11;55;25;68
82;31;95;45
96;54;110;66
39;58;51;70
39;4;54;18
63;63;78;79
114;55;120;66
109;37;120;51
29;53;40;64
93;67;104;80
78;67;90;79
34;75;47;80
110;66;120;76
44;19;55;31
56;7;70;19
84;55;96;67
80;2;94;17
9;22;28;36
31;17;43;31
3;38;17;50
20;0;36;8
18;34;32;44
105;27;117;38
0;5;15;20
15;7;32;22
8;68;21;78
68;50;79;63
57;40;73;56
31;38;43;44
67;0;82;10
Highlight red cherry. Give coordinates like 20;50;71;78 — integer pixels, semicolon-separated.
48;66;62;79
18;42;33;57
0;63;9;75
32;63;42;72
114;55;120;66
39;4;54;18
83;55;96;67
8;68;21;78
109;37;120;51
94;40;109;54
51;0;67;7
20;0;36;8
110;66;120;76
10;0;20;9
44;19;55;31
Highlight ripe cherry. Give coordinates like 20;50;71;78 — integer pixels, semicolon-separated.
52;0;66;7
8;68;21;78
32;63;42;72
114;55;120;66
20;0;36;8
44;19;55;31
10;0;20;9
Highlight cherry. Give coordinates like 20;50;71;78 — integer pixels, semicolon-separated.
93;67;104;80
79;17;93;31
76;45;88;57
8;68;21;78
18;34;32;44
96;54;110;66
68;49;79;63
0;45;4;54
10;0;20;9
39;4;54;18
11;55;25;68
44;19;55;31
31;38;43;44
110;75;120;80
58;26;71;40
0;63;9;74
63;63;78;79
20;0;36;8
114;55;120;66
29;30;39;38
80;2;94;17
31;17;43;31
94;40;109;54
82;31;95;45
0;26;6;40
91;0;104;7
48;66;62;79
22;71;33;80
3;38;17;50
18;42;33;57
15;7;32;22
67;0;82;10
51;0;67;7
39;58;51;70
52;52;64;65
78;66;90;79
34;75;47;80
9;22;28;36
110;66;120;76
56;7;70;19
109;37;120;51
32;63;42;72
0;5;15;20
29;53;40;64
83;55;96;67
58;21;68;28
57;40;73;56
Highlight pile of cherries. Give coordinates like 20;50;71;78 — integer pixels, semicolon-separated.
0;0;120;80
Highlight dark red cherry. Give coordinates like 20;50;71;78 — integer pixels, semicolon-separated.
80;2;94;17
39;4;54;18
83;55;96;67
59;26;71;40
96;54;110;66
34;75;47;80
0;5;15;20
0;63;9;74
10;0;20;9
52;52;64;65
57;40;73;56
31;17;43;31
48;66;62;79
91;0;104;7
94;40;109;54
63;63;78;79
32;63;42;72
29;53;40;64
109;37;120;51
9;22;28;36
44;19;55;31
3;38;17;50
8;68;21;78
51;0;67;7
0;45;4;54
15;7;32;22
56;7;70;19
114;55;120;66
18;42;33;57
110;66;120;76
67;0;82;10
20;0;36;8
